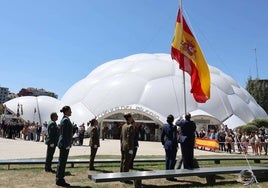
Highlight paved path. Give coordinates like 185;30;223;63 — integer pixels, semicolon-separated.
1;137;229;160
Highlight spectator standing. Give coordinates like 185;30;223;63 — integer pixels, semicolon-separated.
235;128;242;154
264;130;268;155
241;132;249;154
139;124;145;141
27;123;33;140
161;114;178;181
56;106;73;187
22;122;29;140
249;132;256;155
176;113;196;169
229;129;236;153
41;122;48;142
89;118;100;170
102;124;108;140
72;129;79;146
209;129;217;140
45;112;59;173
255;130;262;155
218;129;226;152
78;123;85;146
108;123;113;139
36;122;42;142
31;122;37;141
225;133;232;154
145;126;150;141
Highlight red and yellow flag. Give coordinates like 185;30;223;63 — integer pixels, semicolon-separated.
171;9;210;103
195;138;219;150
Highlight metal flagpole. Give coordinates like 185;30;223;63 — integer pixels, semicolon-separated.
35;96;42;125
180;0;187;115
253;48;259;79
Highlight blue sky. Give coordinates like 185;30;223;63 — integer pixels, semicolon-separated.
0;0;267;99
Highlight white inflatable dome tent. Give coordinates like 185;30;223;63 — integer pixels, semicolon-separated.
3;96;61;124
61;53;267;129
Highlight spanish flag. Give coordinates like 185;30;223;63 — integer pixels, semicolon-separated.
171;9;210;103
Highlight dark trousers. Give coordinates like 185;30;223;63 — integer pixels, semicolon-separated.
79;134;84;145
36;133;41;142
264;143;268;155
45;145;56;170
129;147;138;169
120;150;132;172
181;140;194;169
89;147;98;169
219;142;226;151
165;148;177;170
226;143;232;153
146;133;150;141
56;148;69;182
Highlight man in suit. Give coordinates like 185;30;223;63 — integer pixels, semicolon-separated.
161;114;178;181
45;112;59;173
176;113;196;169
120;113;134;184
56;106;73;187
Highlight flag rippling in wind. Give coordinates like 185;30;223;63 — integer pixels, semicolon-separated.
171;9;210;103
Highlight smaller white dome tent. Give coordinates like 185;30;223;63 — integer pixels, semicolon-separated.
3;96;61;124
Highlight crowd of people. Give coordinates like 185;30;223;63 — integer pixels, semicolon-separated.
195;125;268;155
0;120;46;141
0;118;86;146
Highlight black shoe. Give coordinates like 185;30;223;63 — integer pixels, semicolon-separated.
45;169;56;173
89;167;95;170
56;181;70;187
185;167;194;170
166;178;177;182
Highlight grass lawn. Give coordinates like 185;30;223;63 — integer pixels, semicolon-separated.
0;155;267;188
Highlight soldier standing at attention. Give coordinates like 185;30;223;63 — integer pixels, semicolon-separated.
120;113;134;184
45;112;59;173
89;118;100;170
129;121;139;169
56;106;73;187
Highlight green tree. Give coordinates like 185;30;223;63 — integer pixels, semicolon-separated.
240;124;258;135
249;118;268;129
238;118;268;134
246;77;268;114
